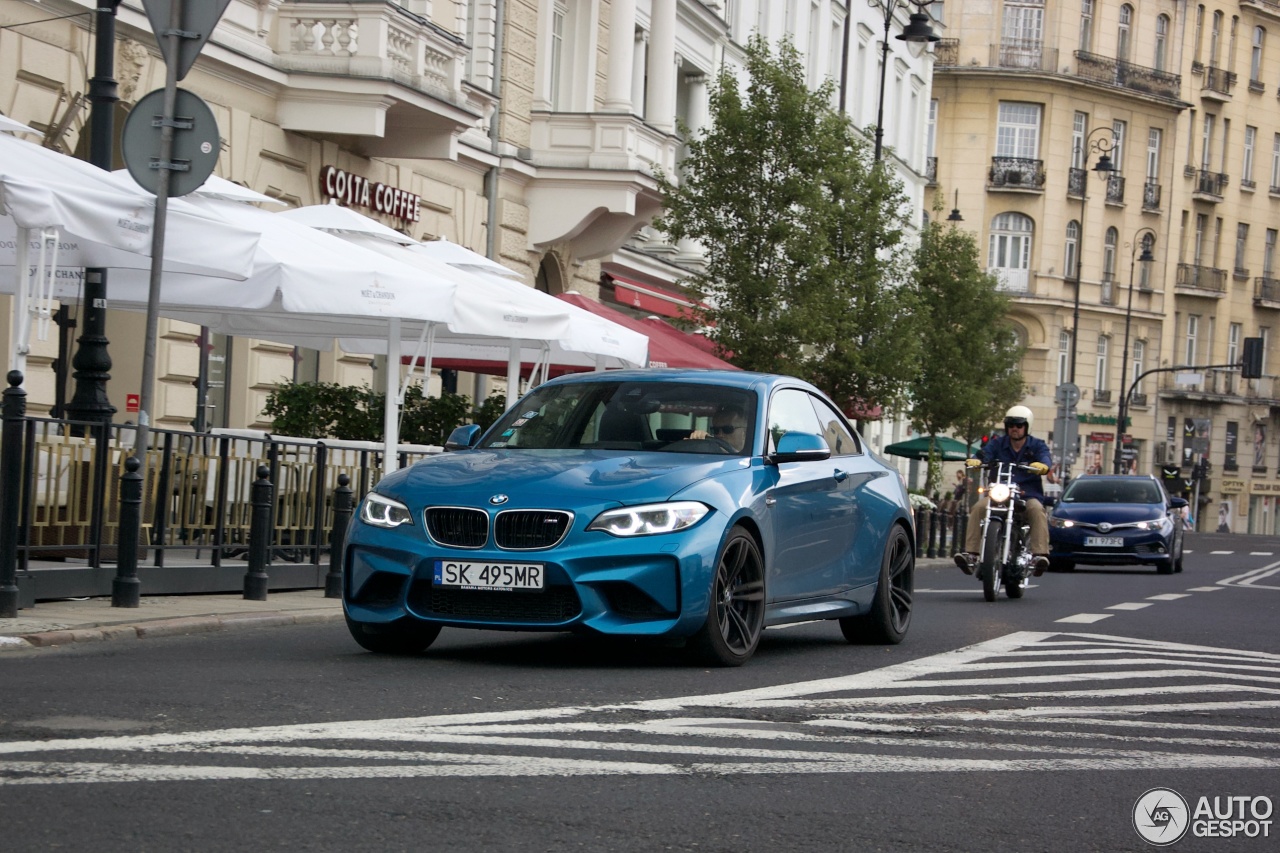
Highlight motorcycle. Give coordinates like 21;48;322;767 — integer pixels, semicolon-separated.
967;459;1042;602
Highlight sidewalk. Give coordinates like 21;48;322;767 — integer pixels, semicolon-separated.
0;557;957;652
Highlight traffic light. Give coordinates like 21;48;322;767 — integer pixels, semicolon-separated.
1242;337;1265;379
980;435;990;447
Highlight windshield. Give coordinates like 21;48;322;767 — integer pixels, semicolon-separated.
478;381;758;456
1062;479;1164;504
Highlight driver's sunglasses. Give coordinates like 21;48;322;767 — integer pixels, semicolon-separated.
709;424;741;436
1004;419;1028;430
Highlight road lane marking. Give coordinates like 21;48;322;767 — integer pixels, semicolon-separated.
2;632;1277;784
1187;587;1222;592
1147;594;1191;601
1055;614;1113;623
1210;550;1234;555
1220;564;1280;590
1251;552;1275;556
1107;603;1153;610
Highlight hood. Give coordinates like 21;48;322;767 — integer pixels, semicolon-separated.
1052;502;1168;524
377;449;742;508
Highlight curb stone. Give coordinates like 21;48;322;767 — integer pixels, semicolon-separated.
0;610;344;651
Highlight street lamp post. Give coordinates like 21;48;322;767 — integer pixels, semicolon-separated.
1068;127;1118;386
871;0;939;162
1114;228;1156;473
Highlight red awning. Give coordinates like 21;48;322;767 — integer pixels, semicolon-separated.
638;315;722;357
556;292;737;370
607;274;703;320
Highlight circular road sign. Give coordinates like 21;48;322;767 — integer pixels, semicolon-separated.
122;87;219;198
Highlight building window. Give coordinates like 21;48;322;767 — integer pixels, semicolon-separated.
1131;340;1145;393
1065;220;1080;280
1229;323;1242;367
1155;16;1170;71
1104;227;1118;279
1112;120;1127;170
1117;5;1132;62
1211;10;1224;66
1266;229;1277;277
1080;0;1094;52
996;102;1041;158
1096;335;1110;392
1194;5;1205;65
1072;112;1088;169
549;1;567;109
1245;126;1257;185
988;212;1034;292
1201;114;1215;171
1139;233;1156;290
1236;223;1250;273
1253;27;1266;83
1058;329;1071;384
1146;128;1161;180
1186;315;1200;364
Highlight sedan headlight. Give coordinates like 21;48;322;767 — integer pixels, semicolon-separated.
587;501;710;536
1135;516;1174;531
359;492;414;528
1048;516;1073;528
988;483;1012;504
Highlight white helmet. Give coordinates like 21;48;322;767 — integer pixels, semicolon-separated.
1004;405;1033;430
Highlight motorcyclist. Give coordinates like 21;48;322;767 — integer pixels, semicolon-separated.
954;405;1052;577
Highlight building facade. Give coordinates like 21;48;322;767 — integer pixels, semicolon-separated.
932;0;1280;532
2;0;933;464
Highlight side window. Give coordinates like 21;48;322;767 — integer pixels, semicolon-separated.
766;389;824;453
810;396;862;456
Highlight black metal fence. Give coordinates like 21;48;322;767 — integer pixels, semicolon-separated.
913;505;972;561
0;379;439;607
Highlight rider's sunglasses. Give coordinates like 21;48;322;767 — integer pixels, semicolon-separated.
709;424;741;436
1004;419;1028;430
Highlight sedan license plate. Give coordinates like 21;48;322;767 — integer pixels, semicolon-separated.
1085;536;1124;547
433;560;544;591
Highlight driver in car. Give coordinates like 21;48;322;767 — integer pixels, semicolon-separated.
688;405;749;453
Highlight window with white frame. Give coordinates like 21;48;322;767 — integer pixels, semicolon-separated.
989;212;1034;292
1104;227;1118;279
1058;330;1071;384
1202;114;1215;170
927;100;937;158
549;1;567;109
1072;112;1087;169
1253;27;1266;82
1096;335;1110;392
1236;223;1250;273
1266;229;1278;277
1118;5;1133;61
996;102;1041;158
1186;314;1200;364
1080;0;1094;52
1112;120;1127;170
1156;15;1170;71
1211;10;1223;66
1147;128;1161;180
1245;126;1257;185
1195;214;1208;265
1065;220;1080;280
1131;340;1145;393
1194;5;1205;64
1272;134;1280;190
1228;323;1242;367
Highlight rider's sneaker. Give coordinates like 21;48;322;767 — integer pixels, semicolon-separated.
954;552;976;575
1032;556;1050;577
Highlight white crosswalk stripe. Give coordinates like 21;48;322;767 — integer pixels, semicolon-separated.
0;633;1276;784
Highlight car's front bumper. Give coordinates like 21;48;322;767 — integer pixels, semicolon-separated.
343;518;729;637
1048;527;1175;565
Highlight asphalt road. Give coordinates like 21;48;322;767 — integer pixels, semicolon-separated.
1;531;1277;852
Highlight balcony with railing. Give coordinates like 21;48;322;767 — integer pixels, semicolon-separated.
1175;263;1228;295
1239;0;1280;23
1067;167;1087;198
1130;392;1148;407
1202;65;1237;99
1255;276;1280;307
1142;180;1162;211
1192;170;1228;201
272;1;482;158
989;157;1046;191
1235;265;1251;281
1093;389;1113;404
992;39;1058;71
934;38;959;67
1105;173;1126;204
1073;51;1182;100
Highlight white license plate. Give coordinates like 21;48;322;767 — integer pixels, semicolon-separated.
1085;536;1124;547
433;560;544;591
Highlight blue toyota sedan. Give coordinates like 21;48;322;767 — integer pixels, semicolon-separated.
342;369;915;666
1048;474;1188;574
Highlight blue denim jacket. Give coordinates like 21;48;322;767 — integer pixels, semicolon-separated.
980;434;1053;501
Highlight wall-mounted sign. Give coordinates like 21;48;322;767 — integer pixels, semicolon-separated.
1249;480;1280;494
1220;479;1245;494
320;165;420;224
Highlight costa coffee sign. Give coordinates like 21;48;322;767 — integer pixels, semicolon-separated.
320;165;421;224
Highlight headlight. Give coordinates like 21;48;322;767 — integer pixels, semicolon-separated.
587;501;710;536
988;483;1012;504
1048;516;1073;528
1136;517;1173;531
359;492;414;528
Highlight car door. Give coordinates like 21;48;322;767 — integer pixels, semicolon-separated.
764;388;857;601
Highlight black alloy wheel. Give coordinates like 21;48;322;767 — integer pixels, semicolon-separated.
690;526;766;667
840;524;914;644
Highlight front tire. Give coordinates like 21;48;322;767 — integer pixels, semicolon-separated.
840;524;914;644
980;520;1004;602
1005;578;1024;599
345;615;441;655
689;527;766;667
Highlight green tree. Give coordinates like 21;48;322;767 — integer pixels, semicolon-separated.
655;36;921;411
908;210;1025;490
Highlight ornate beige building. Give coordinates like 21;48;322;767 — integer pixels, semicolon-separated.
933;0;1280;533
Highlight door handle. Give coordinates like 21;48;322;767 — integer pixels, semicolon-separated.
764;496;777;507
834;469;849;482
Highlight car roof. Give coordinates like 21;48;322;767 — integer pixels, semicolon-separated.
538;368;819;395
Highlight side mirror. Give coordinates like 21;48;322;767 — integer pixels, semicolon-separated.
445;424;482;451
769;431;831;464
1169;496;1189;510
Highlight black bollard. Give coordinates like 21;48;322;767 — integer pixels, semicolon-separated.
244;465;273;601
913;506;926;557
937;510;949;556
325;473;353;599
0;371;26;618
111;455;143;607
926;508;939;558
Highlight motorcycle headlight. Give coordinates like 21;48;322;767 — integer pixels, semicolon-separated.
587;501;710;536
359;492;414;528
988;483;1012;504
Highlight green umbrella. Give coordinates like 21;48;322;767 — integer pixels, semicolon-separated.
882;435;978;461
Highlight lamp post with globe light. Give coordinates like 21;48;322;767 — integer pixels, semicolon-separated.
1114;228;1156;474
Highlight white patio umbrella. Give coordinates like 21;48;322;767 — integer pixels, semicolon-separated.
0;133;259;373
412;238;523;279
0;115;39;134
